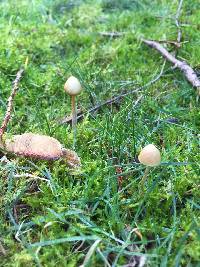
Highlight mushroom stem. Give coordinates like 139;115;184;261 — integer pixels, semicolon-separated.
141;166;150;185
71;95;77;148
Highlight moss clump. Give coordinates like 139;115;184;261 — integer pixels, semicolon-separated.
0;0;199;266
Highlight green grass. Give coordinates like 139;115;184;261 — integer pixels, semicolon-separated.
0;0;199;266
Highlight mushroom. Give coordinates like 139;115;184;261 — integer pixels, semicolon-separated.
64;76;82;147
1;133;80;168
138;144;161;167
138;144;161;184
0;69;81;169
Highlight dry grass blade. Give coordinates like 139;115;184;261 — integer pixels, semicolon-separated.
79;239;101;267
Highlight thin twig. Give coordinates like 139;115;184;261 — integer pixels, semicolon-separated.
0;69;24;141
148;39;188;48
175;0;184;45
147;0;184;52
143;39;200;94
59;62;166;124
73;240;85;253
0;240;6;256
13;173;48;181
99;31;125;37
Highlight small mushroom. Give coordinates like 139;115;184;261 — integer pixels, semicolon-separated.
64;76;82;147
0;70;81;169
138;144;161;184
138;144;161;167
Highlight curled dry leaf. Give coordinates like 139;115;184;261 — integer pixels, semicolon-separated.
1;133;81;168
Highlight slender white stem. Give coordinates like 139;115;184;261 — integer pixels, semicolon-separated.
71;95;77;148
141;166;150;185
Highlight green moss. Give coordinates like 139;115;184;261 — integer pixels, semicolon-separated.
0;0;199;266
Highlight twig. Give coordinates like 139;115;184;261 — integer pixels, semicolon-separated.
0;240;6;256
145;0;184;52
0;69;24;141
99;31;125;37
143;39;200;94
59;61;166;124
13;205;19;224
73;240;85;253
59;91;143;124
149;39;188;48
175;0;184;46
13;173;48;181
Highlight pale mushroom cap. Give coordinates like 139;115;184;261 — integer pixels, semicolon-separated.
64;76;82;96
5;133;63;160
138;144;161;167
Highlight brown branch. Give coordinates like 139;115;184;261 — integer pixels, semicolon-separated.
143;39;200;94
149;39;188;48
0;69;24;141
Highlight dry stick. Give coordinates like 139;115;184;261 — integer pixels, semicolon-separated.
175;0;184;46
0;240;6;256
146;0;185;51
59;61;166;124
148;39;188;48
0;69;24;141
99;31;125;38
142;39;200;94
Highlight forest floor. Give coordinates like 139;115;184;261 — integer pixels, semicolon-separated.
0;0;199;266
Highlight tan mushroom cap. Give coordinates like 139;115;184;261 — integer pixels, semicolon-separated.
64;76;82;96
5;133;63;160
138;144;161;167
